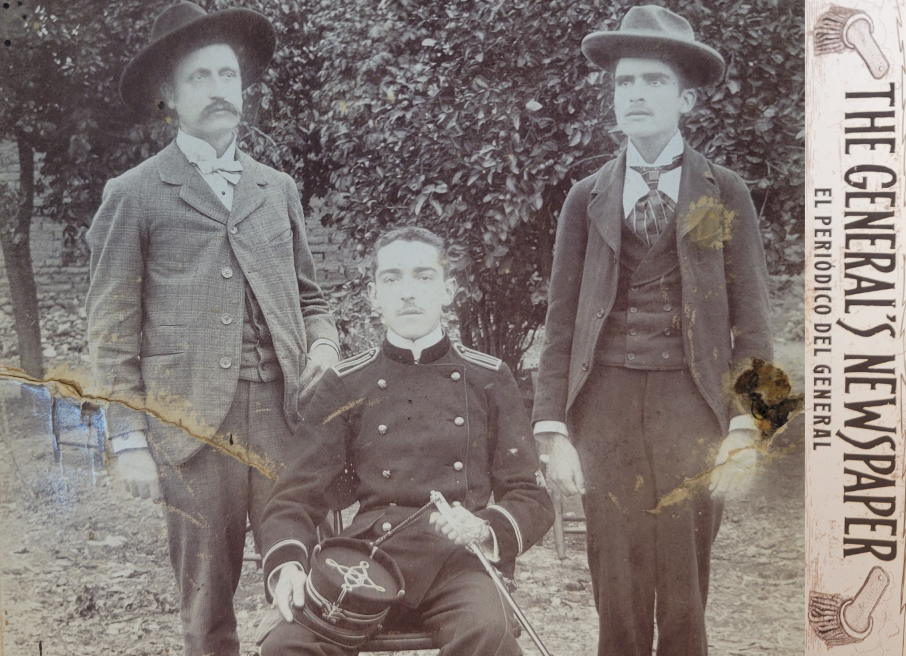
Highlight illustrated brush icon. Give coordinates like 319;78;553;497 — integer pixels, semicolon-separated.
809;567;890;647
815;6;890;79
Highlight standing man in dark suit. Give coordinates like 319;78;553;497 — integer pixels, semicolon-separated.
85;4;339;655
257;227;553;655
532;6;773;656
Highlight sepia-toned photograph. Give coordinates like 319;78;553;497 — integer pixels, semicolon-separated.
0;1;803;655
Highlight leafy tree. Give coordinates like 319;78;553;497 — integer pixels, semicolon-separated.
0;0;172;375
1;0;803;374
260;0;804;370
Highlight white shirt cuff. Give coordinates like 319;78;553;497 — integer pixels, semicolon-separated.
309;339;340;358
533;421;569;439
729;414;759;432
110;430;149;453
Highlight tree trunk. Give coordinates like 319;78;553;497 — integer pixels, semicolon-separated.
0;133;44;378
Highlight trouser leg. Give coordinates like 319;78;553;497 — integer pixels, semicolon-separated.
573;367;655;656
158;379;290;656
157;383;252;656
259;620;358;656
417;565;522;656
644;369;723;656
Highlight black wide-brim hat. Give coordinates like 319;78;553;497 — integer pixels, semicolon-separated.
120;2;276;118
581;5;725;88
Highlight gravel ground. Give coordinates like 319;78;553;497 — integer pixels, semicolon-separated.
0;342;804;656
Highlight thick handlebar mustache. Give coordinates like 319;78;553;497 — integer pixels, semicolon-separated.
203;102;240;117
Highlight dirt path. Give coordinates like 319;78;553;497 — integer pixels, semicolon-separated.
0;371;804;656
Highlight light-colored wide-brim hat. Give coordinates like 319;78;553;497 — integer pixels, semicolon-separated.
581;5;725;87
119;1;276;118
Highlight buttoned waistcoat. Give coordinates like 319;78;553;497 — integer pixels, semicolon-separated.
532;144;773;436
86;141;338;465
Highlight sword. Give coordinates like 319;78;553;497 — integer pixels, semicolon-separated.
430;490;554;656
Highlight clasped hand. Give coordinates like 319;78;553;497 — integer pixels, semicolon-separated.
274;563;307;622
429;502;490;546
709;428;759;498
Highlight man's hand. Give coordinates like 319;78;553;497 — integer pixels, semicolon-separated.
112;448;161;501
273;563;307;622
299;343;340;404
429;502;490;546
538;432;586;497
709;428;759;498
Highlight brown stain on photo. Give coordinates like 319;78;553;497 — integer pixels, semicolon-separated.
651;358;804;513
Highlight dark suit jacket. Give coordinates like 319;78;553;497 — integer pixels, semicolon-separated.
532;144;773;436
260;336;554;608
86;141;338;465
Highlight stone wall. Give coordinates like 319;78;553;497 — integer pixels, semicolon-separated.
0;139;353;363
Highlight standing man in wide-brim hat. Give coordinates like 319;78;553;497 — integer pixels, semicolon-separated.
532;6;772;656
85;3;340;654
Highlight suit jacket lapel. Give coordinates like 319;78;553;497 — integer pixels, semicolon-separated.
675;144;719;240
587;152;625;255
230;150;267;227
157;141;231;225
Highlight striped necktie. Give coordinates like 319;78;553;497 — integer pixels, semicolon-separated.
627;155;683;246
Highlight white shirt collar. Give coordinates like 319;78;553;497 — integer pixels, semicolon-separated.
386;325;445;362
622;132;685;217
626;131;684;167
175;129;237;165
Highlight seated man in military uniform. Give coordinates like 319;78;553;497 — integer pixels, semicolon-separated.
258;226;554;656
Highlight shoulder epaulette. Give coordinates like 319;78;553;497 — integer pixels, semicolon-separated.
453;343;502;371
332;347;380;378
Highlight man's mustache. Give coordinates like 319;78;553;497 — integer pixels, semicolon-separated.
202;101;240;118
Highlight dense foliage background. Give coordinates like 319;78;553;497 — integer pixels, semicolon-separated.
0;0;803;373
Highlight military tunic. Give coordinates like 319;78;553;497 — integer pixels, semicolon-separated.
259;334;552;654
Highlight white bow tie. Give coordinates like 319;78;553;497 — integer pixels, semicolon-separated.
193;158;243;185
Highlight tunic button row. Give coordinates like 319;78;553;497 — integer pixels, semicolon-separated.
381;522;392;533
378;425;388;435
454;417;465;427
450;371;461;382
221;267;233;279
221;313;233;325
377;379;388;389
453;461;464;472
220;357;232;369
